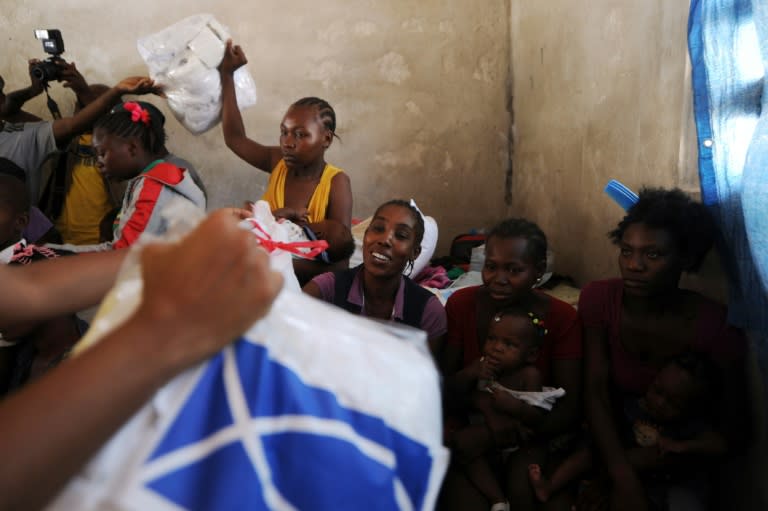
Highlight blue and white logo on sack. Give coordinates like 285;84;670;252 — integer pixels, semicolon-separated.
135;339;439;511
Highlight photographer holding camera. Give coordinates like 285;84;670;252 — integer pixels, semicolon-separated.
0;58;108;123
1;30;103;124
1;46;159;210
0;59;131;245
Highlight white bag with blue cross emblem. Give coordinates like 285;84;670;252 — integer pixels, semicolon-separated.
46;209;449;511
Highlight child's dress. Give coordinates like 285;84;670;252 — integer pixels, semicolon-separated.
484;381;566;411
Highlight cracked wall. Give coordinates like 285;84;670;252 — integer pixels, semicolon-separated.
2;1;512;256
508;1;707;288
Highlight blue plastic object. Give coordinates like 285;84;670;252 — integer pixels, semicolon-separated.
604;180;639;211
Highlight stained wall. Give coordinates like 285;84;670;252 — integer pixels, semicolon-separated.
508;1;701;286
1;1;513;255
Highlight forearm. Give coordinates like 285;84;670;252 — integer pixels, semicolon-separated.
625;446;663;472
327;173;353;228
586;386;632;478
626;433;727;475
2;250;124;326
218;72;274;170
537;391;580;436
73;86;101;108
52;87;122;143
583;328;634;480
1;86;39;116
0;316;177;510
536;358;582;436
492;396;544;427
0;209;282;511
219;72;247;146
670;431;728;458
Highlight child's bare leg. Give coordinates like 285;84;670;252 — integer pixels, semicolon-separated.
528;446;593;502
464;456;507;507
451;424;494;463
503;443;546;511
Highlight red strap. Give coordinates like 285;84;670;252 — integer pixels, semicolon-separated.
246;219;329;259
145;162;184;185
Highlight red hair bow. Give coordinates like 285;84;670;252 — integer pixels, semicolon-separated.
123;102;150;126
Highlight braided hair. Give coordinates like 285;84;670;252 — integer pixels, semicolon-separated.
93;101;166;155
291;97;339;141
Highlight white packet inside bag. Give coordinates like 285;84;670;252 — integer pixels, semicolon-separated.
137;14;257;135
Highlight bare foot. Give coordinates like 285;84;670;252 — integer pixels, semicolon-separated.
528;463;550;502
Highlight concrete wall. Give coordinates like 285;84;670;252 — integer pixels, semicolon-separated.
1;1;512;256
509;1;701;287
0;1;727;290
509;7;766;508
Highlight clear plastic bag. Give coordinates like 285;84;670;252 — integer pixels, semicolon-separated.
137;14;257;135
53;203;448;511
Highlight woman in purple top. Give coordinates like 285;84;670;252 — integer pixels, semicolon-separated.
303;199;446;356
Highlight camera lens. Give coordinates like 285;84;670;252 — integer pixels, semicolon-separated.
31;60;61;83
31;65;46;81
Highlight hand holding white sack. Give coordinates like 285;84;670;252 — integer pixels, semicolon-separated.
137;14;257;134
50;206;448;510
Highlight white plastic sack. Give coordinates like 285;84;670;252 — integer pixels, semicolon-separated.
137;14;257;135
240;200;302;293
52;206;448;510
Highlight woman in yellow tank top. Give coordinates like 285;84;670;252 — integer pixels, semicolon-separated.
218;40;352;229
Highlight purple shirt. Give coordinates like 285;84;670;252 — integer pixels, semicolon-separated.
23;207;53;243
310;271;447;341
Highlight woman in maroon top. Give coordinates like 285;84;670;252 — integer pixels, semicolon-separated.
580;188;748;511
439;218;582;511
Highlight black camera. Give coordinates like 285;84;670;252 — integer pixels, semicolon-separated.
31;29;66;83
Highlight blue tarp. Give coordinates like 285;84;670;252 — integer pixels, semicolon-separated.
688;0;768;355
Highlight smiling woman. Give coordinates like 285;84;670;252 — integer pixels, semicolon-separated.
302;199;446;357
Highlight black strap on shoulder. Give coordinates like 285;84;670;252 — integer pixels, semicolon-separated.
332;265;363;314
333;265;432;329
38;150;68;220
400;276;432;329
